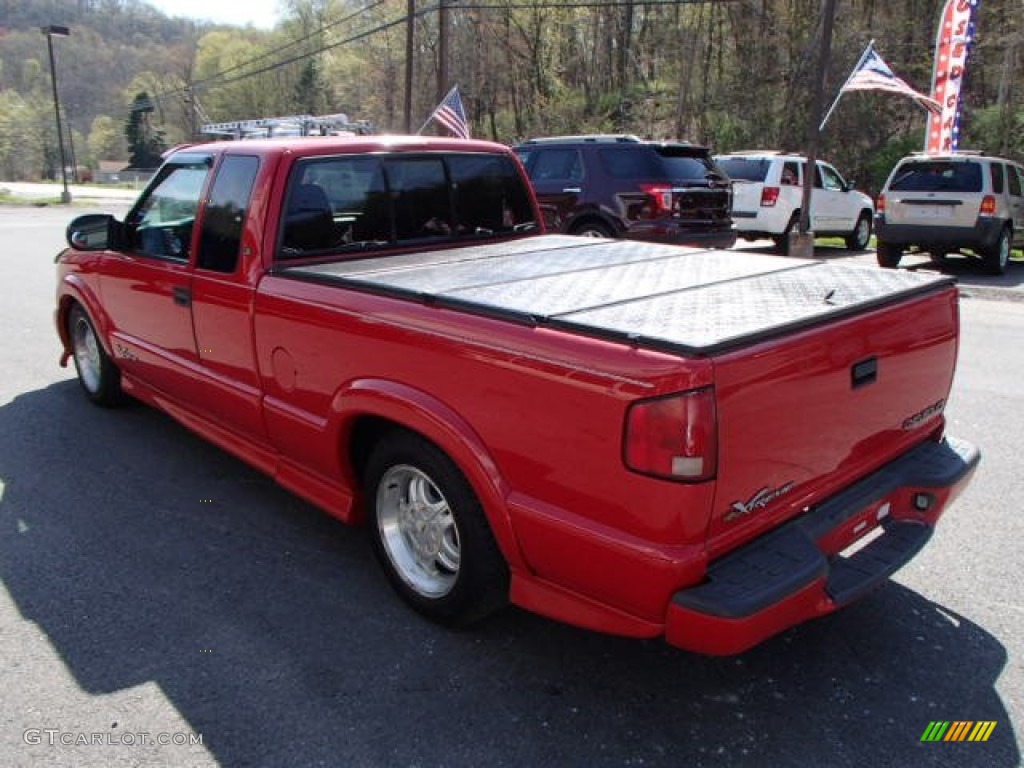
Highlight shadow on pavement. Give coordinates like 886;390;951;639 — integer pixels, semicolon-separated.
1;382;1018;767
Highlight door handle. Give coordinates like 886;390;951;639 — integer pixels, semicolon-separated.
172;286;192;307
851;356;877;389
562;187;582;193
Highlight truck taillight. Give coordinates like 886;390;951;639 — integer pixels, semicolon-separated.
760;186;780;207
876;194;886;214
979;194;996;216
640;184;674;215
624;388;717;482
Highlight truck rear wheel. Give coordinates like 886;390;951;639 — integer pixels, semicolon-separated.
364;431;508;626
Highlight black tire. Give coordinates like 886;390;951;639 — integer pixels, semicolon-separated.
772;213;800;254
845;213;872;251
68;304;123;406
876;241;902;269
983;227;1011;275
571;220;614;239
364;430;508;626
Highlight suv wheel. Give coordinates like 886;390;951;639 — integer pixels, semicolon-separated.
772;214;800;254
845;214;872;251
876;241;902;268
983;227;1011;275
571;220;614;239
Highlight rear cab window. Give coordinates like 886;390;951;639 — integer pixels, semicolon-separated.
277;152;535;260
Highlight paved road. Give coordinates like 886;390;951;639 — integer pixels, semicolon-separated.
0;205;1020;767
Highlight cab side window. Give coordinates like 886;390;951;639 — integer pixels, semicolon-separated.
820;165;844;192
126;158;211;261
990;163;1005;194
197;156;259;273
1008;164;1023;197
532;148;583;182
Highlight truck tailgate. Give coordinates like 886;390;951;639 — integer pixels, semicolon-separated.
707;285;959;553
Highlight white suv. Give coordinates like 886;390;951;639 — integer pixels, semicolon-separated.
714;152;874;253
875;152;1024;275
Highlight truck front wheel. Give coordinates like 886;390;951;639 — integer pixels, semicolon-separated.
364;431;508;626
68;303;123;406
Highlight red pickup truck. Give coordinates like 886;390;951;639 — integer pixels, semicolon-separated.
55;136;978;655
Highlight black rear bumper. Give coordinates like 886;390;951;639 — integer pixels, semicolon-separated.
665;437;979;654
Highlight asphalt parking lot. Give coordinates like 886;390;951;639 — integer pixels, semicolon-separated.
0;201;1020;767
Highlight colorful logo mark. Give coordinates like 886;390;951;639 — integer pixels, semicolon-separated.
921;721;997;742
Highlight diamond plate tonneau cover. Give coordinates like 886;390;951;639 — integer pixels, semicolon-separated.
282;235;955;355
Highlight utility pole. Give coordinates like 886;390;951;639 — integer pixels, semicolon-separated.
41;25;71;204
792;0;837;258
438;0;449;103
404;0;414;132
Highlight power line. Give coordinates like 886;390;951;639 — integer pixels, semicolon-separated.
191;0;391;90
160;0;739;102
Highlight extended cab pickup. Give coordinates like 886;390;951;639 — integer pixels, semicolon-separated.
55;136;979;655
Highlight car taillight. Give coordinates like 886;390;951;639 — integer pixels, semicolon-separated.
980;194;996;216
876;194;886;215
640;183;674;216
624;388;717;482
760;186;780;207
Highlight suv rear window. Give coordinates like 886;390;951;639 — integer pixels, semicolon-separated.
715;157;771;182
889;161;983;193
657;149;720;181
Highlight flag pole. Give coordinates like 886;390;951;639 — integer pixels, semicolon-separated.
819;39;875;132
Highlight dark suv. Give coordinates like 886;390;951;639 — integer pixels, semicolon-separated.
513;135;735;248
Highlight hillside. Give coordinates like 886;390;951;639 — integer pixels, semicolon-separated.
1;0;1020;192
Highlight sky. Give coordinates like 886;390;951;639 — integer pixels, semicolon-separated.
146;0;283;30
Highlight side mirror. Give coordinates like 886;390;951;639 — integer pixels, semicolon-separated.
844;180;856;192
66;214;120;251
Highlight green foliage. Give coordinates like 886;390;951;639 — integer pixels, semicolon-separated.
1;0;1022;184
962;105;1024;163
124;92;166;169
88;115;127;162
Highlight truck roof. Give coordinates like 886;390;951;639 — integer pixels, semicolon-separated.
280;236;954;356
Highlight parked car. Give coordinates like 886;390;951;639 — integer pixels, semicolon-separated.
513;135;736;248
714;151;874;253
874;151;1024;274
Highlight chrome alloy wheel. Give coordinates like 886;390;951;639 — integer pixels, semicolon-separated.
376;465;461;598
71;312;103;394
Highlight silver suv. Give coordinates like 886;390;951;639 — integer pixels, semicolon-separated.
875;152;1024;274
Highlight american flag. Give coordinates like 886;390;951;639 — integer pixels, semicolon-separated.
428;85;470;139
840;44;941;116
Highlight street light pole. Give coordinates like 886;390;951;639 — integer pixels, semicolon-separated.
41;25;71;204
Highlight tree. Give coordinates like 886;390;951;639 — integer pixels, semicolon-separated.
88;114;127;162
124;91;166;169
